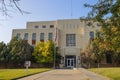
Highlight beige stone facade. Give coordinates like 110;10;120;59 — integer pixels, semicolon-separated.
12;19;101;68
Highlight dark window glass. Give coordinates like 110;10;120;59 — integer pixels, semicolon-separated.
17;33;21;40
50;25;54;28
34;25;39;28
32;33;36;45
40;33;44;42
32;33;36;40
90;31;94;39
48;33;53;40
106;53;112;63
42;25;46;28
24;33;28;40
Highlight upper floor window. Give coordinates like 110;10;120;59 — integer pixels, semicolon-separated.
24;33;28;40
32;33;36;45
48;33;53;40
42;25;46;28
34;25;39;28
66;34;76;46
17;33;21;40
32;33;36;40
50;25;54;28
90;31;94;40
40;33;44;42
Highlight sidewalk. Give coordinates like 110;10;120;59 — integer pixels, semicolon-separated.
19;68;109;80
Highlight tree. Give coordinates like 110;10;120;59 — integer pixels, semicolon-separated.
33;40;61;67
83;31;105;68
0;42;9;63
33;40;54;64
84;0;120;65
0;41;10;68
81;41;94;68
8;37;33;64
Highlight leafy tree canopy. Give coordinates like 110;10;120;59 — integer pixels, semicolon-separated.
84;0;120;65
8;37;33;63
33;40;54;64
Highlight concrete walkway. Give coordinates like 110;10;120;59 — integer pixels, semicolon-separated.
19;68;109;80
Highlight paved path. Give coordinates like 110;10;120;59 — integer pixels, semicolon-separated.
19;68;109;80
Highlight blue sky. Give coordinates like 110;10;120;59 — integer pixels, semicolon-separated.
0;0;96;43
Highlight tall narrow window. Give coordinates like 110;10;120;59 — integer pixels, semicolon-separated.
24;33;28;42
90;31;94;40
17;33;21;40
40;33;44;42
66;34;76;46
48;33;53;40
32;33;36;45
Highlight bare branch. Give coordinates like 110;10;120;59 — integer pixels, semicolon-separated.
12;0;23;15
0;0;30;18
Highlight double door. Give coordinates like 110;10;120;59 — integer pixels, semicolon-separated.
66;58;75;68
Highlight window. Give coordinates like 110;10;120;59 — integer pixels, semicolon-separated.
48;33;53;40
17;33;21;40
24;33;28;40
32;33;36;45
42;25;46;28
50;25;54;28
40;33;44;42
24;33;28;43
90;31;94;40
34;25;39;28
106;53;112;63
66;34;76;46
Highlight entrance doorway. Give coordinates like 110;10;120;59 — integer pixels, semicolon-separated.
66;58;74;68
65;55;76;68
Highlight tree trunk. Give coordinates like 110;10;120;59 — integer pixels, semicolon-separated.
97;63;100;68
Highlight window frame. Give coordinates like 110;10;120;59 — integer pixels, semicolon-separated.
40;33;44;42
66;34;76;46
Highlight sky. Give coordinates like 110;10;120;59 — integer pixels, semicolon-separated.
0;0;97;43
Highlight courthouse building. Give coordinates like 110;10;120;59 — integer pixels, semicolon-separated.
12;19;100;68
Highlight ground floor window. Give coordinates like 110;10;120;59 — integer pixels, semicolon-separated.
106;53;112;64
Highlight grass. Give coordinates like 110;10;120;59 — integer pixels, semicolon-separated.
0;68;51;80
89;67;120;80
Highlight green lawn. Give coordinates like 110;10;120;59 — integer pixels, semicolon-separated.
89;68;120;80
0;68;51;80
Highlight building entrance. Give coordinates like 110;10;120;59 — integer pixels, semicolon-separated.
65;55;76;68
66;58;74;68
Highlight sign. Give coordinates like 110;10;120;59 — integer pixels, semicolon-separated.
25;61;31;67
25;61;31;75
